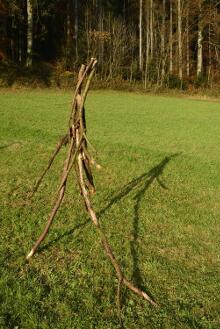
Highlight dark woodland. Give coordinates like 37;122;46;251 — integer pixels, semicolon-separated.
0;0;219;89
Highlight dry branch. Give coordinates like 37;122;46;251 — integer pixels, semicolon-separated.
29;134;69;197
26;58;157;308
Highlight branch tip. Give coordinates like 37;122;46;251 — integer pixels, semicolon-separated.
26;249;34;260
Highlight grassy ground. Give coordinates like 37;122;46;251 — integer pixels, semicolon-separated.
0;90;220;329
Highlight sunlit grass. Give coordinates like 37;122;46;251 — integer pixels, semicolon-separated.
0;90;220;328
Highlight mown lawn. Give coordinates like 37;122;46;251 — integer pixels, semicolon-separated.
0;90;220;329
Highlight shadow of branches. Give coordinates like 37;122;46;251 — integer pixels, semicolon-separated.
40;153;179;291
99;153;180;289
27;153;180;316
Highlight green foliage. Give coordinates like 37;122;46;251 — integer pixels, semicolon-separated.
0;91;220;328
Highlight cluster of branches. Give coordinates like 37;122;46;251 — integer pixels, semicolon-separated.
26;58;157;317
0;0;220;87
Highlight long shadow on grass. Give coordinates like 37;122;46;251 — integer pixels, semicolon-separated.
40;220;89;252
0;143;20;150
99;153;179;292
41;154;179;293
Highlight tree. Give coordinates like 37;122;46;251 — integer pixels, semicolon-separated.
197;0;203;77
26;0;33;67
0;0;219;86
169;0;173;74
139;0;143;71
177;0;183;80
161;0;166;81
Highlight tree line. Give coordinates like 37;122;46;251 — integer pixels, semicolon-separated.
0;0;219;88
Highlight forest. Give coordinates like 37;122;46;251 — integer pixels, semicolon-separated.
0;0;220;89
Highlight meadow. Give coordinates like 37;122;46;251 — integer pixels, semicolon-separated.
0;90;220;328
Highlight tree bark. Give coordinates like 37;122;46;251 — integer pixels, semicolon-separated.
144;1;150;87
186;3;190;77
139;0;143;71
177;0;183;80
161;0;166;81
208;19;211;83
169;0;173;74
66;1;71;67
74;0;78;61
19;16;23;63
197;0;203;78
26;0;33;67
150;0;154;59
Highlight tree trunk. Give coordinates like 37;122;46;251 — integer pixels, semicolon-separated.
186;4;190;77
197;0;203;78
169;0;173;74
208;20;211;83
10;14;15;62
26;0;33;67
19;16;23;63
98;2;104;78
161;0;166;81
139;0;143;71
66;2;71;67
177;0;182;80
144;1;150;88
85;5;90;60
150;0;154;59
74;0;78;61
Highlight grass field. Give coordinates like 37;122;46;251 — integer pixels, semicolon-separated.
0;90;220;329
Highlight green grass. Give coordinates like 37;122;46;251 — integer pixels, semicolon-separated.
0;90;220;329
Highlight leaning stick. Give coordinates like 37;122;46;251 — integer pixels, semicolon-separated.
56;77;96;193
29;60;96;198
69;58;96;127
76;130;157;306
26;135;75;260
78;61;97;133
29;134;68;197
26;61;96;259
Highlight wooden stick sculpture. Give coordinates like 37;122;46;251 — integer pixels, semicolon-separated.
26;58;157;308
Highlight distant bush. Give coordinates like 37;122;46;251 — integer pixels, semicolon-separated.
0;62;52;87
165;74;187;90
194;73;208;88
55;71;75;88
0;61;219;99
147;59;158;83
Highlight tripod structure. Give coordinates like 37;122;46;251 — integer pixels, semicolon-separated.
26;58;157;309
